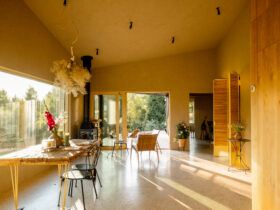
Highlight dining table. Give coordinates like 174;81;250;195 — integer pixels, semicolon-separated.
0;139;100;210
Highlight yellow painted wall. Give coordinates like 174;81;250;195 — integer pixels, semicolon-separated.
89;49;218;149
0;0;68;195
217;4;251;167
0;0;68;82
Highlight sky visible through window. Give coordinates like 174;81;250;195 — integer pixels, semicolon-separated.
0;71;53;100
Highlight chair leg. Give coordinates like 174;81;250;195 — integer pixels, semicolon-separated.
125;143;129;153
68;180;72;196
156;150;160;162
57;178;64;207
96;170;102;187
112;143;116;157
130;146;133;160
136;151;140;164
70;179;73;197
92;177;98;199
149;151;151;160
75;180;77;188
157;141;162;154
80;180;85;210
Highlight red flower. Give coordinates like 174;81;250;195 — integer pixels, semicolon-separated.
45;111;57;131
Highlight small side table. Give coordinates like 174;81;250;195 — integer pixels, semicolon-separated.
111;140;129;157
228;138;250;172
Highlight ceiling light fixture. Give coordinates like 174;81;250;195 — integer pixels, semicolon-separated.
216;7;221;15
171;36;175;44
50;28;91;97
129;21;133;30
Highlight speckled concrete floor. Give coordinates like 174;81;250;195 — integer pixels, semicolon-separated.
0;143;251;210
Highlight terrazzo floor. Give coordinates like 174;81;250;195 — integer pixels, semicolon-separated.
0;139;251;210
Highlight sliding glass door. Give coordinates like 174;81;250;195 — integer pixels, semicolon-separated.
93;93;125;147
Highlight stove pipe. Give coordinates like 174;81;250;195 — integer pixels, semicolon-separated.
80;55;94;129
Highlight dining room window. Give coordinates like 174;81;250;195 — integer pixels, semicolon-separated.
0;70;65;155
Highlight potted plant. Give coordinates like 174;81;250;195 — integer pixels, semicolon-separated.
174;122;190;148
231;122;245;140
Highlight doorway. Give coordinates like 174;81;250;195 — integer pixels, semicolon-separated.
127;92;170;149
93;92;169;149
93;93;124;147
189;93;213;155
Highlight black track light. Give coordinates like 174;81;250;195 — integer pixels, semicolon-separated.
216;7;221;15
171;36;175;44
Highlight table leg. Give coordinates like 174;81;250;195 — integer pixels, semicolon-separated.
240;142;250;170
112;142;116;157
9;165;19;210
58;164;70;210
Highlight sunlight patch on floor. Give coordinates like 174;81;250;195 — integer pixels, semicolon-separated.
171;155;251;183
168;194;193;209
156;176;230;210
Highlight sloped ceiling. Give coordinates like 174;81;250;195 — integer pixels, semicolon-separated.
24;0;248;68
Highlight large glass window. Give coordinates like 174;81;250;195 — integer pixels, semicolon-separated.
0;71;65;155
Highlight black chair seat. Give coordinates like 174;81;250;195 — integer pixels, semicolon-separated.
62;170;93;180
72;163;95;171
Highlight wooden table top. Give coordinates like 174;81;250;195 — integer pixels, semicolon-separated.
0;139;100;166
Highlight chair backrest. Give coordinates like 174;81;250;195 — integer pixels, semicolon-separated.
152;129;160;135
128;129;140;138
137;134;158;151
86;144;102;167
93;145;102;167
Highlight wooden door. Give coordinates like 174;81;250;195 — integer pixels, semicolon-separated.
213;79;228;156
229;73;240;164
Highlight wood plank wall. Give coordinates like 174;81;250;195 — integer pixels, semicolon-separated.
251;0;280;209
213;79;228;156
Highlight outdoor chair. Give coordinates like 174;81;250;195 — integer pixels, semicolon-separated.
130;134;159;163
152;130;162;154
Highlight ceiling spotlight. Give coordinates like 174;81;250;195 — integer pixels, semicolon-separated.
96;48;99;55
216;7;221;15
171;36;175;44
129;21;133;30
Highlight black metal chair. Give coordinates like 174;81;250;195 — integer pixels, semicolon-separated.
58;170;94;210
58;145;101;210
71;145;102;188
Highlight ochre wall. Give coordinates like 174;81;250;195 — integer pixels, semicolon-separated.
251;0;280;209
90;49;218;149
217;4;251;167
0;0;68;82
0;0;68;195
